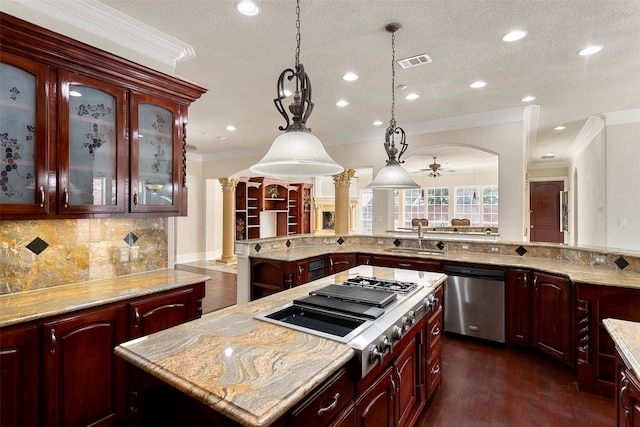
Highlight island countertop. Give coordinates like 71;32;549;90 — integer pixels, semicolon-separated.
115;266;446;427
0;269;211;328
603;318;640;383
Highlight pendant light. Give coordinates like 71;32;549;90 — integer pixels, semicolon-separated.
250;0;343;177
367;23;420;190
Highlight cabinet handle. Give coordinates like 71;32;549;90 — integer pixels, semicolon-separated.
39;186;45;207
133;192;139;206
399;263;412;267
523;274;527;288
364;258;370;265
330;258;334;270
63;188;69;208
317;392;340;416
533;275;538;288
431;364;441;375
50;328;56;355
134;308;140;329
432;326;441;336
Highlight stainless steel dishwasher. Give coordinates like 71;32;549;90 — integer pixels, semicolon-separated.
443;265;506;343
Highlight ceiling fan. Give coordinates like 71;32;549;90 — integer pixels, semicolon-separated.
418;157;449;178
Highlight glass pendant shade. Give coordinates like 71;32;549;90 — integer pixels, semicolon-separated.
367;162;420;190
250;131;343;177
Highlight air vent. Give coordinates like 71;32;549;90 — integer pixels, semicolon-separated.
397;53;432;69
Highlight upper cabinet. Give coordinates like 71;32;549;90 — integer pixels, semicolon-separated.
0;13;206;219
0;52;50;215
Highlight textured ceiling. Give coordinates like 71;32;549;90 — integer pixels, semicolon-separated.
56;1;640;171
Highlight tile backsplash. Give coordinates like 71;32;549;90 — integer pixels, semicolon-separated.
0;218;168;294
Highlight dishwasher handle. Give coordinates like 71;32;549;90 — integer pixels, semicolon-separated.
444;265;505;281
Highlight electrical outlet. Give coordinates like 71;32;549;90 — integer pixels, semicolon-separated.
271;243;279;249
118;248;129;263
377;240;385;245
461;245;469;250
130;246;140;261
594;256;606;265
491;247;500;252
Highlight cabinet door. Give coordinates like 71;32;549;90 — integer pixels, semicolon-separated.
619;369;640;427
355;366;394;427
532;272;572;365
0;52;50;216
394;334;419;427
328;253;356;275
128;286;201;339
42;305;127;427
58;70;128;214
506;268;532;346
130;92;183;213
0;324;39;427
296;260;309;286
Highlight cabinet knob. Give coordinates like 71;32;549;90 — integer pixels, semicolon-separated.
133;192;139;206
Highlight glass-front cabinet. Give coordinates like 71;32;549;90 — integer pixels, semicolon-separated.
0;52;50;215
130;93;182;214
58;71;128;214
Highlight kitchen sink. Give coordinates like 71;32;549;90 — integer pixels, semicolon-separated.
385;248;445;256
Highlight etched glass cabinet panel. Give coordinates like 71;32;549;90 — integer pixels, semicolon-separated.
58;71;127;214
0;53;49;214
130;93;181;213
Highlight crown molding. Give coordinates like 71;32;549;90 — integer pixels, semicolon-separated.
604;108;640;125
565;114;605;160
3;0;195;72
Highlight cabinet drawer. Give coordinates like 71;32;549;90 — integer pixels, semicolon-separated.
427;311;443;354
426;350;442;399
289;366;354;426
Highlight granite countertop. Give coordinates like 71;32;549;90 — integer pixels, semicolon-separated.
250;245;640;290
0;269;211;328
603;318;640;383
115;266;446;427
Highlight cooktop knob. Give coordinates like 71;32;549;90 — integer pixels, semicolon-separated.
369;345;384;365
392;325;403;341
407;310;416;324
380;335;392;354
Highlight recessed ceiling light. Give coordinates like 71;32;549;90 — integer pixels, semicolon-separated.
542;152;555;159
502;30;528;42
235;1;260;16
521;96;536;102
69;90;82;97
336;100;349;107
470;81;487;89
578;45;603;56
373;120;383;126
226;125;236;131
342;72;359;81
405;93;420;100
554;125;566;131
213;136;230;141
397;85;407;91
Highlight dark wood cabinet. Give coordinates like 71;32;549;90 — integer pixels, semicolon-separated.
327;253;357;275
394;333;420;427
128;285;205;339
0;323;39;427
425;285;443;401
506;268;533;346
0;13;206;219
616;349;640;427
367;255;441;273
532;271;572;366
42;304;128;427
576;284;640;397
356;366;395;427
296;259;310;285
251;258;295;299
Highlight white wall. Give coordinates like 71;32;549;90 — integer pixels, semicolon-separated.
606;121;640;250
175;159;207;263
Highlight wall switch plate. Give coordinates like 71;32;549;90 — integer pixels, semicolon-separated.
271;243;279;249
461;245;469;250
130;246;140;261
119;248;129;263
594;256;606;265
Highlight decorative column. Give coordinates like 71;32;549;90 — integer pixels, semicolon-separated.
314;202;324;233
349;203;358;232
217;178;239;264
333;169;356;235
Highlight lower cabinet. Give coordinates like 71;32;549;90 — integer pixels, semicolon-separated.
327;253;357;275
532;271;573;366
506;268;532;346
616;348;640;427
576;284;640;397
425;285;443;400
367;255;441;273
0;323;39;427
356;366;396;427
42;304;128;427
0;282;205;427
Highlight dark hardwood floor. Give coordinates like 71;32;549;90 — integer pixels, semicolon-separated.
176;264;615;427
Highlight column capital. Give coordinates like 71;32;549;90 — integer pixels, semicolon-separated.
332;168;356;187
218;177;239;192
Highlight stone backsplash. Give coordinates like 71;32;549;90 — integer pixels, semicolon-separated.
0;218;168;294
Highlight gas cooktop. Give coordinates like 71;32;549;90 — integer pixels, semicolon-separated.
341;275;419;294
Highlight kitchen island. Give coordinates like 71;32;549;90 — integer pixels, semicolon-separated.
115;266;446;427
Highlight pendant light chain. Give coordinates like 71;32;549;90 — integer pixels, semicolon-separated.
295;0;301;69
390;30;396;129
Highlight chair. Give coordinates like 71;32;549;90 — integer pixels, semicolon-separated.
411;218;428;227
451;218;470;226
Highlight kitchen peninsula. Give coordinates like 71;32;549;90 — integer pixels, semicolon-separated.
115;266;446;427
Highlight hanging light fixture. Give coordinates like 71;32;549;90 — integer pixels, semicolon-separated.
428;157;441;179
250;0;343;177
367;23;419;190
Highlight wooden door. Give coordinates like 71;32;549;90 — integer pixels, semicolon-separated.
530;181;564;243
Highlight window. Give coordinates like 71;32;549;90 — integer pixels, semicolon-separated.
426;187;449;226
359;189;373;234
454;186;498;226
402;189;424;228
482;186;499;226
